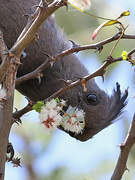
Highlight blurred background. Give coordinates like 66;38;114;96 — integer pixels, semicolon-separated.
5;0;135;179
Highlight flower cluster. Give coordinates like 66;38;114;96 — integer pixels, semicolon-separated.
39;99;85;134
61;106;85;134
39;99;63;133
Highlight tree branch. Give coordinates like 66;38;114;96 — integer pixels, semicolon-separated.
0;0;66;179
44;46;135;101
0;55;19;180
16;32;135;86
10;0;67;56
13;101;34;124
16;59;51;86
0;30;12;83
111;114;135;180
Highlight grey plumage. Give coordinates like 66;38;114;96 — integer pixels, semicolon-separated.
0;0;128;141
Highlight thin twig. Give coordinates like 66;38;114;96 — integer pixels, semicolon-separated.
45;57;113;101
10;0;67;56
16;1;43;43
0;53;19;180
16;32;135;86
13;101;35;123
109;26;125;56
111;114;135;180
0;1;66;179
52;33;135;60
16;59;51;86
0;30;11;83
44;48;135;101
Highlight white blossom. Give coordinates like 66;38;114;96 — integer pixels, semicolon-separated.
61;106;85;134
45;99;57;109
60;99;66;106
76;109;85;118
39;98;85;135
39;99;63;133
39;109;62;133
53;114;62;125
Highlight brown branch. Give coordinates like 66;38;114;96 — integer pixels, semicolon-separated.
0;30;11;83
52;33;135;61
0;1;66;179
16;48;135;102
0;29;20;179
1;0;66;84
15;57;116;112
45;57;113;101
0;55;19;180
10;0;67;56
16;59;51;86
128;48;135;57
16;1;42;43
44;47;135;101
13;101;34;123
53;33;135;59
15;32;135;86
111;114;135;180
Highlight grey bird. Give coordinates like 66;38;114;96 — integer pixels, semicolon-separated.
0;0;128;141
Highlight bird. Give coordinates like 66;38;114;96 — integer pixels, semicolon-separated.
0;0;128;141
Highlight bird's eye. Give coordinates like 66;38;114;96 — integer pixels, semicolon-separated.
86;94;98;105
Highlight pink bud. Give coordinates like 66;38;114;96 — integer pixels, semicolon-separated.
92;30;97;40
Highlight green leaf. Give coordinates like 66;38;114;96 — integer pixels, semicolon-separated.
32;101;44;112
56;97;60;103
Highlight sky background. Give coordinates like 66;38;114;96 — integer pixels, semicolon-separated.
4;0;135;180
